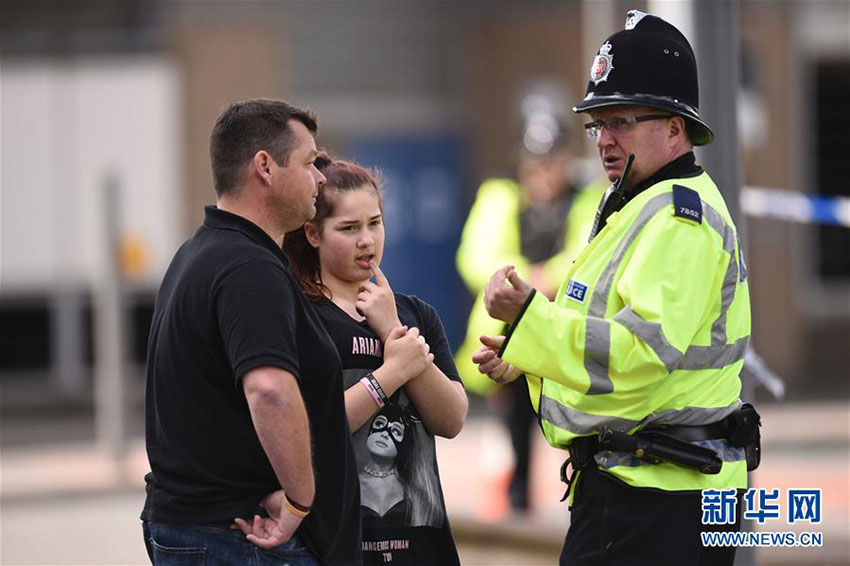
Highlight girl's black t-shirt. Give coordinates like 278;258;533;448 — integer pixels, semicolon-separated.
313;293;462;566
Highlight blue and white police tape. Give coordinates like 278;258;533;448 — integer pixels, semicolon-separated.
741;187;850;228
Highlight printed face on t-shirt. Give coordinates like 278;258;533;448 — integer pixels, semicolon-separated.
312;188;385;285
366;413;405;459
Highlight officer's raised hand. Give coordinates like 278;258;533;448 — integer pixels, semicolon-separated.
472;334;522;385
484;266;533;323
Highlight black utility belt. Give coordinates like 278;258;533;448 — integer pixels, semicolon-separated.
567;403;762;476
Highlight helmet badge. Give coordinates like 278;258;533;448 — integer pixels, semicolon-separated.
590;41;614;85
624;9;648;30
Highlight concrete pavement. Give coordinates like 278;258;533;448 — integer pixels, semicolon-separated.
1;401;847;565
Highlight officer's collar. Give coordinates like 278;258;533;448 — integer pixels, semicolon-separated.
625;152;702;204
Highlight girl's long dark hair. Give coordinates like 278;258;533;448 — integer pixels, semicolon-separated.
283;153;383;301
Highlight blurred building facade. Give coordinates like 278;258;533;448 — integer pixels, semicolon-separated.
1;0;848;414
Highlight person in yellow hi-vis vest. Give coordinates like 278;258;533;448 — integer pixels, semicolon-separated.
455;117;603;513
473;10;761;566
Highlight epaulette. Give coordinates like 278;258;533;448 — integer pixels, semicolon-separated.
672;184;702;224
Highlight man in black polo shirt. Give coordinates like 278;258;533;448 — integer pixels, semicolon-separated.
142;99;361;565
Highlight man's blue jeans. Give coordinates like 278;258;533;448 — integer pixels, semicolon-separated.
143;521;319;566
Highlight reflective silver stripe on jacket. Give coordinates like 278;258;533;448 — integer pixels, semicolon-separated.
541;182;748;437
540;394;741;435
594;439;746;470
582;191;748;396
584;193;673;395
680;203;748;369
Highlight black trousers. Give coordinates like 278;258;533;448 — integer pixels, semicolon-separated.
560;465;741;566
505;377;536;510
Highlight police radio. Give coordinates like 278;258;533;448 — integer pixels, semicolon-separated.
588;153;634;242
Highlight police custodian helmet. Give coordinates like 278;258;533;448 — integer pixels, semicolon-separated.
573;10;714;146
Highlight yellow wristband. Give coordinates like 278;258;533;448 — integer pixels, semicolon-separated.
281;492;310;518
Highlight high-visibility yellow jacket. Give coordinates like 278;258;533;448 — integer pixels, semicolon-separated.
455;178;604;394
500;171;751;492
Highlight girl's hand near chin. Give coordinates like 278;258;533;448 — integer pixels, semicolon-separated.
356;260;403;341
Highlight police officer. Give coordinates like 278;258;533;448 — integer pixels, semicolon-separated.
455;115;603;513
474;10;758;566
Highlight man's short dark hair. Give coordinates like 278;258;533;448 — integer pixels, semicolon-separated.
209;99;318;196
